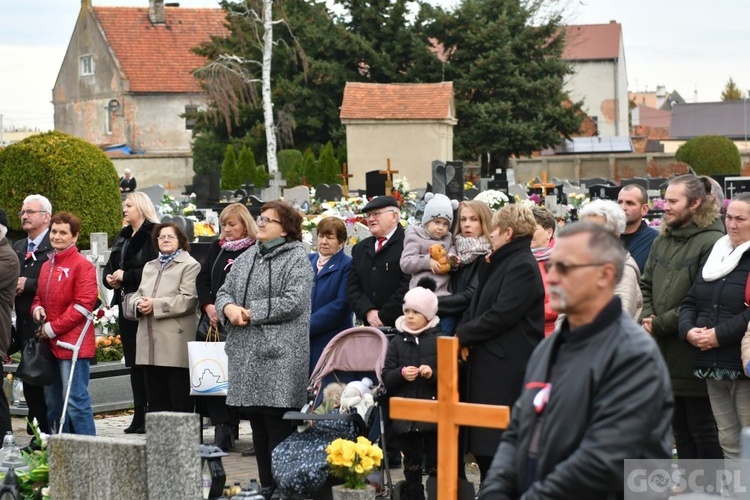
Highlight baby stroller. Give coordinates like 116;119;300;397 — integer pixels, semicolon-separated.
272;326;394;499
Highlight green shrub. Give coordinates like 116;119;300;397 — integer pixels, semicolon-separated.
301;148;317;186
192;132;226;175
221;144;241;190
675;135;741;176
278;149;303;185
0;131;123;248
317;141;340;185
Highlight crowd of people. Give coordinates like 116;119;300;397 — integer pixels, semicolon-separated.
0;171;748;498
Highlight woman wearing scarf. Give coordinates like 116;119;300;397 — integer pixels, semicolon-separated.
196;203;257;451
530;206;558;336
437;200;493;334
680;192;750;459
215;201;312;500
126;222;200;413
308;216;352;372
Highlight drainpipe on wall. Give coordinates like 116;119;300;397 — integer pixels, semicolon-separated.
614;57;619;137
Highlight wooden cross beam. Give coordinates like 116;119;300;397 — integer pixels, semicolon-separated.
338;163;354;196
390;337;509;500
466;166;480;185
530;171;557;197
379;158;399;197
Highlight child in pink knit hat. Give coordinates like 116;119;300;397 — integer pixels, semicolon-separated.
382;277;441;500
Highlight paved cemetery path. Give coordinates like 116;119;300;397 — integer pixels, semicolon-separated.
11;413;481;493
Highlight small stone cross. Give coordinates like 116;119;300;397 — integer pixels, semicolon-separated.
267;170;287;201
390;337;509;500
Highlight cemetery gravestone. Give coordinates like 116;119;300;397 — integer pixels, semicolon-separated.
508;184;528;200
464;187;480;200
315;183;344;202
366;170;387;198
139;185;165;209
262;171;287;202
445;161;464;201
724;177;750;199
283;186;311;208
588;184;622;201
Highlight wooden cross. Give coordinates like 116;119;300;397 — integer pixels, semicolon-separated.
338;163;354;196
466;166;480;185
530;171;557;197
379;158;399;197
301;175;312;189
390;337;509;500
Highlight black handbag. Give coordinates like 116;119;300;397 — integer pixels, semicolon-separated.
16;334;55;386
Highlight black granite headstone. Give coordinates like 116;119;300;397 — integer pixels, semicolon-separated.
588;184;622;200
366;170;387;198
724;176;750;199
445;161;464;201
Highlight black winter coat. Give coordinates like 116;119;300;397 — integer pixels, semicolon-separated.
456;236;545;457
481;299;673;499
679;251;750;373
102;221;159;300
12;232;53;352
382;325;440;434
347;226;411;327
196;239;254;310
437;257;483;318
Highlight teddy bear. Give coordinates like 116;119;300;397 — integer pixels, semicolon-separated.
339;377;375;419
429;244;452;274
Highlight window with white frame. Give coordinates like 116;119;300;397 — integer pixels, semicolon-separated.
80;55;94;76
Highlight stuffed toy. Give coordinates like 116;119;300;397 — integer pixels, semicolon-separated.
314;382;345;415
339;377;375;418
429;244;452;274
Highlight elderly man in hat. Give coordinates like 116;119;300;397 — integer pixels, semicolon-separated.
0;209;20;436
347;196;411;328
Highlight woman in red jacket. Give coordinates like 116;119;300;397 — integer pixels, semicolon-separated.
32;212;98;435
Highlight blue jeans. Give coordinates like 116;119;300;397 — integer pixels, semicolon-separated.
45;358;96;435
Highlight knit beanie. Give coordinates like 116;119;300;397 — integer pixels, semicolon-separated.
403;277;439;321
422;193;457;226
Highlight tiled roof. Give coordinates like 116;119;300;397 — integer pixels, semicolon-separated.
340;82;454;120
562;23;621;61
93;6;228;93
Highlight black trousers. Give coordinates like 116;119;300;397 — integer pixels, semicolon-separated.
143;365;192;413
15;318;50;434
672;395;723;459
119;314;147;409
245;406;296;488
401;431;436;500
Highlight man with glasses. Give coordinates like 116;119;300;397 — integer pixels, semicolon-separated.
347;196;410;328
480;222;673;499
12;194;53;435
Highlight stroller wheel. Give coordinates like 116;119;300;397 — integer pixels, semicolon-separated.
392;480;406;500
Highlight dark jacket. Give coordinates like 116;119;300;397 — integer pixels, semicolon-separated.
0;238;20;358
347;225;411;327
12;231;53;352
196;239;254;311
437;257;482;318
621;220;658;274
679;250;750;373
480;298;674;500
103;221;159;302
456;236;545;457
640;217;725;396
309;250;353;371
382;324;440;434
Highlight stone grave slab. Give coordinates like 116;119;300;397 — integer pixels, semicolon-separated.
724;176;750;198
315;184;344;202
262;171;286;202
366;170;387;198
348;222;372;244
283;186;310;208
464;187;480;200
508;184;528;200
139;185;165;209
147;412;201;499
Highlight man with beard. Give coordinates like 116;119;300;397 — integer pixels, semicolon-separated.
618;183;658;274
640;174;725;461
13;195;54;435
480;222;673;498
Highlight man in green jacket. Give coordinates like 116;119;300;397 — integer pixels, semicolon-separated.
640;174;724;459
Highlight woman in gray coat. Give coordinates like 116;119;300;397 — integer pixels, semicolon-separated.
215;200;313;499
128;222;200;414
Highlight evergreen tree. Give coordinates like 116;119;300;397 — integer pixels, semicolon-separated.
236;146;256;187
278;149;304;186
317;141;341;185
221;144;241;189
301;148;318;186
722;78;742;101
419;0;583;175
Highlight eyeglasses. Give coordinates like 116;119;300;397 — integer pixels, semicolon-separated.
18;210;47;217
365;210;396;220
257;216;282;226
544;261;607;275
158;234;177;241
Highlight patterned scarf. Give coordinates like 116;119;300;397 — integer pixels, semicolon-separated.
158;249;182;268
531;246;554;262
219;237;254;252
455;235;492;264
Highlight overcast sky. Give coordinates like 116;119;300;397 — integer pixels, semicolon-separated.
1;0;748;131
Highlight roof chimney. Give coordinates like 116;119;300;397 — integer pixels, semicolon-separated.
149;0;165;24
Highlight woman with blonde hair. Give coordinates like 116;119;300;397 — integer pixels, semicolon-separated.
455;203;545;483
437;200;493;333
103;191;160;434
195;203;258;450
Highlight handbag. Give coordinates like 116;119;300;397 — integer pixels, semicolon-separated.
188;325;228;396
196;313;226;342
121;292;139;322
16;327;55;386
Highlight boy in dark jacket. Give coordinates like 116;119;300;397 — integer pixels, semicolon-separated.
382;278;440;500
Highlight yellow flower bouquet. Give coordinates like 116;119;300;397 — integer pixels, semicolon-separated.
325;436;383;489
